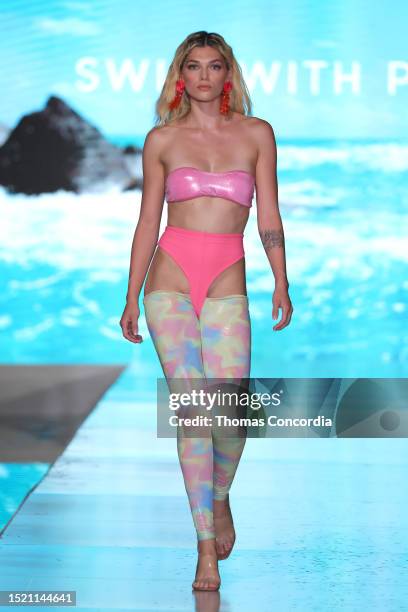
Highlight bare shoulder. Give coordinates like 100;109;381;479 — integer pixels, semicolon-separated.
237;115;276;148
143;125;169;149
143;125;175;167
245;116;276;140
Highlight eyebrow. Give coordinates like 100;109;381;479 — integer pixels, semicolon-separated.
186;59;222;64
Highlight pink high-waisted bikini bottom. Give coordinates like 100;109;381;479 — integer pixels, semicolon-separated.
156;225;246;318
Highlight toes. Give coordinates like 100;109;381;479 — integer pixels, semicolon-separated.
193;577;220;591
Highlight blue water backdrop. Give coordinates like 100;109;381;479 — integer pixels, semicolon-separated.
1;137;406;376
1;137;407;530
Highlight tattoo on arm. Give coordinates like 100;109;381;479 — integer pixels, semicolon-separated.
259;228;284;250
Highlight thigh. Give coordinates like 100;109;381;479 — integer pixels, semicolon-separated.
144;247;190;295
199;295;251;379
206;257;247;298
143;290;205;379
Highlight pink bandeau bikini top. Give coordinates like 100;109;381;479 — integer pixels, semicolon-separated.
165;166;255;208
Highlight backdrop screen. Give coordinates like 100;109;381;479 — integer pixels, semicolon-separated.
1;1;407;377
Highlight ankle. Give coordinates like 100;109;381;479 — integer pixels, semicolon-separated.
213;496;231;517
197;538;217;554
213;493;229;504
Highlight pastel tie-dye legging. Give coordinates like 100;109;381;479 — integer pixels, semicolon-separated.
142;290;251;541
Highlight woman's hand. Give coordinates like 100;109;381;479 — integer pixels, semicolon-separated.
120;299;143;343
272;283;293;331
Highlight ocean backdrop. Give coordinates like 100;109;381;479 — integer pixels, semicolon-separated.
1;136;407;377
1;136;407;531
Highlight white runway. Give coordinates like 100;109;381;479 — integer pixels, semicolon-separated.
1;364;407;611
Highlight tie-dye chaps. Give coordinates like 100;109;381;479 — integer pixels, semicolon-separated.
142;290;251;541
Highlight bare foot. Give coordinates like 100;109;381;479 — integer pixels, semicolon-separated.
192;538;221;591
213;494;236;560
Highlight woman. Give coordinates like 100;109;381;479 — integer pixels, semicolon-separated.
120;31;293;591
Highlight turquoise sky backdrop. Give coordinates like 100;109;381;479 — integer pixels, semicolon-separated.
1;0;407;139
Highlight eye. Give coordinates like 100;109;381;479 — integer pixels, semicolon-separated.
186;64;222;70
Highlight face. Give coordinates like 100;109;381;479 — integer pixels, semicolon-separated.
181;45;231;100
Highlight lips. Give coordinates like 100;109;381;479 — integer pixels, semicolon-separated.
198;85;211;89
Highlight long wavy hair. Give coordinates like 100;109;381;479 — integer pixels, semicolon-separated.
154;31;252;126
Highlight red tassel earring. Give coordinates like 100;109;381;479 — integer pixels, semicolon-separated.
220;80;232;115
169;78;185;111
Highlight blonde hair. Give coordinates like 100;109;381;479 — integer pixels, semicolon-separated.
154;31;252;126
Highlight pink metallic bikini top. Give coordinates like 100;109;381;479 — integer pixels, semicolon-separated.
165;166;255;208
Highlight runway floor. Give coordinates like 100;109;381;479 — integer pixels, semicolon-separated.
1;364;407;611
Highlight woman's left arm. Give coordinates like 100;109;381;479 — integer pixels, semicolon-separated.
254;119;293;331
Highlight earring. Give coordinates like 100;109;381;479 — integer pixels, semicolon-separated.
220;81;232;115
169;78;185;110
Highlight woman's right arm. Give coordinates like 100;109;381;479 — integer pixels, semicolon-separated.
120;127;165;343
